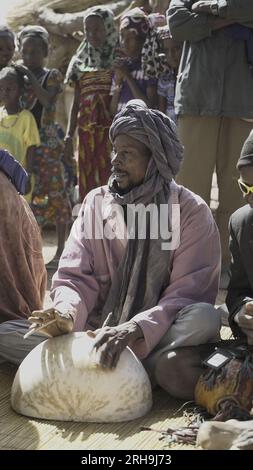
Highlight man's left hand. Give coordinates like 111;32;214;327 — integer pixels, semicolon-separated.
191;1;213;14
87;321;143;369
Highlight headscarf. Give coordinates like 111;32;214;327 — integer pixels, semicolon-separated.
0;25;15;43
120;7;168;78
120;7;151;39
65;7;117;85
0;149;28;194
100;99;183;327
18;25;49;54
237;129;253;170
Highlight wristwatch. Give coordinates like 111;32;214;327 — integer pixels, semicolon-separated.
210;0;219;16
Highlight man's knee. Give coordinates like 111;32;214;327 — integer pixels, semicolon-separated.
0;320;45;365
182;302;221;342
154;347;204;400
198;303;221;339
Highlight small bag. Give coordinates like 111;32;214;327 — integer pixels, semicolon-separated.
195;340;253;421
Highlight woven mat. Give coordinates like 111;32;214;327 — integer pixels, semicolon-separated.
0;362;195;450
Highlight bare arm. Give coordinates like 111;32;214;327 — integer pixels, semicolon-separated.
124;73;156;106
65;82;80;138
26;146;36;174
110;58;157;114
147;84;158;109
64;82;80;162
110;86;122;117
158;94;167;114
16;65;59;109
24;145;36;195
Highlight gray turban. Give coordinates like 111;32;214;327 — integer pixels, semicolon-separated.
109;99;183;181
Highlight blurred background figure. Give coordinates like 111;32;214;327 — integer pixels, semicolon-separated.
110;7;158;116
168;0;253;287
157;25;182;122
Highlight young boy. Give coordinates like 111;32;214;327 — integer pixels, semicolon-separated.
0;66;40;197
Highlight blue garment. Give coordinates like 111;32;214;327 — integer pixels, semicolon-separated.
0;149;28;194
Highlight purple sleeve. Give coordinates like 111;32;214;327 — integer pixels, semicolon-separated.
50;199;100;331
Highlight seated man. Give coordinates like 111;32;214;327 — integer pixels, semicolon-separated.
0;150;47;359
226;130;253;345
0;100;221;400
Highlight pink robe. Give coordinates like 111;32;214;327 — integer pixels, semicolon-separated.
51;181;221;359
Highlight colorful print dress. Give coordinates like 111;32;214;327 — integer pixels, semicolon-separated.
22;68;72;226
77;70;112;200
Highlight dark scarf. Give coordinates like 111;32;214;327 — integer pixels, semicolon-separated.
100;99;183;327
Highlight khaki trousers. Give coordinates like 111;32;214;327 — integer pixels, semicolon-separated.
177;116;253;265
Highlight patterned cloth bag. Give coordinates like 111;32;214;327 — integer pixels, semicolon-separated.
195;340;253;421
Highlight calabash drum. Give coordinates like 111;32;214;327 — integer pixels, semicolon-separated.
11;332;152;422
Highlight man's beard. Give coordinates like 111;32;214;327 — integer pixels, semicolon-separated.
109;175;134;195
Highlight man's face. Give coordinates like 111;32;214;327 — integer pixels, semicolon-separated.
111;134;151;193
239;166;253;208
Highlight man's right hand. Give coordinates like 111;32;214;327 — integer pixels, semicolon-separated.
237;302;253;345
28;308;74;337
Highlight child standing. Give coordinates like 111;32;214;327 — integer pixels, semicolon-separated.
110;7;158;115
0;66;40;196
157;26;182;122
64;7;118;201
17;26;72;268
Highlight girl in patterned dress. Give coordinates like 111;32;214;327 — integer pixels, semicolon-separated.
64;6;118;201
17;26;72;268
